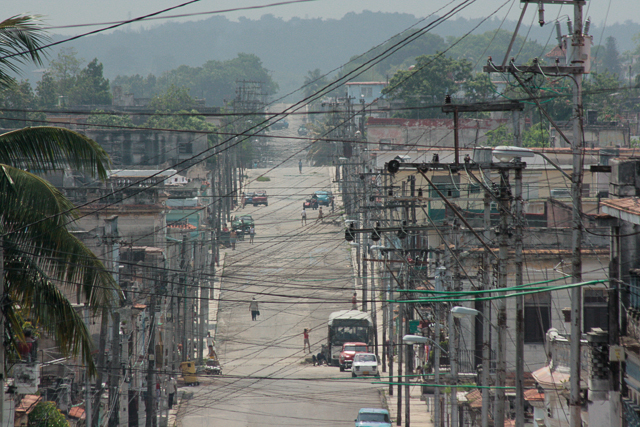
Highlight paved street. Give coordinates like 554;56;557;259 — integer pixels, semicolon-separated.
178;165;387;427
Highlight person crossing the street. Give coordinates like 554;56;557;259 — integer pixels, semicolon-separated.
301;208;307;225
303;328;311;353
250;297;259;321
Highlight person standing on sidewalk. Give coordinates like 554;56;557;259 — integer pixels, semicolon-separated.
167;377;177;409
352;292;358;310
249;226;255;243
230;229;237;250
250;297;259;321
303;328;311;353
301;208;307;226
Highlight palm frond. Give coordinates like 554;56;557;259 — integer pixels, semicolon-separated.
3;254;96;374
0;166;121;309
0;15;50;88
0;127;111;181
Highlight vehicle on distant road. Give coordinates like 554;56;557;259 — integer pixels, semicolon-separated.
270;120;289;130
351;353;379;378
314;190;333;206
298;125;308;136
231;215;254;232
252;191;268;206
243;192;255;206
339;342;368;372
354;408;391;427
326;309;373;367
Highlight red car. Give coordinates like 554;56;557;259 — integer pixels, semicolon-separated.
252;191;268;206
338;342;368;372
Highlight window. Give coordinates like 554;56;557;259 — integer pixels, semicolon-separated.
583;288;608;333
361;87;373;97
430;175;460;198
524;293;551;343
630;272;640;310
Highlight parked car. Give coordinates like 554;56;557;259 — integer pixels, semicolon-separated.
298;125;308;136
270;120;289;130
354;408;391;427
351;353;379;378
243;192;255;205
339;342;368;372
314;190;333;206
252;191;268;206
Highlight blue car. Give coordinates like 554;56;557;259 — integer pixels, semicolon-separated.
355;408;391;427
314;190;333;206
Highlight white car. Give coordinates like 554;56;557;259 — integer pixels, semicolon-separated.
351;353;379;378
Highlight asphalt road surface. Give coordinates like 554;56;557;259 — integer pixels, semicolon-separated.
177;165;386;427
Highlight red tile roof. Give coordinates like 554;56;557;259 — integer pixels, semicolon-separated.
15;395;41;415
69;406;86;419
524;388;545;401
601;198;640;216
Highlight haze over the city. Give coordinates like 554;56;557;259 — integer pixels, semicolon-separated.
8;0;639;35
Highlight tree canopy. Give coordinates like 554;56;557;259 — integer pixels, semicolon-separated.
382;53;473;119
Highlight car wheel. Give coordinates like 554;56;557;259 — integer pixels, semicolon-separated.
352;372;356;378
339;365;345;372
265;203;268;206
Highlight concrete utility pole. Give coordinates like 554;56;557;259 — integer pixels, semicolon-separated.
145;270;157;427
483;3;590;425
482;192;492;427
495;170;510;427
433;266;446;427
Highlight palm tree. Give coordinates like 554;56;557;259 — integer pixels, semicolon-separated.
0;15;119;373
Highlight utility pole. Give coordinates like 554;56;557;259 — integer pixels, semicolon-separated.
495;170;510;427
433;266;446;427
0;238;4;427
145;269;156;427
513;106;525;427
481;192;491;427
483;3;590;425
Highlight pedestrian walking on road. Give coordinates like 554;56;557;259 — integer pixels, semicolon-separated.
352;292;358;310
303;328;311;353
331;198;335;213
301;208;307;225
299;159;303;174
207;332;217;359
317;207;323;223
250;297;259;321
230;230;237;250
249;226;255;243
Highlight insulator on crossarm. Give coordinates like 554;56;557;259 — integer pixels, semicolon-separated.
555;21;563;45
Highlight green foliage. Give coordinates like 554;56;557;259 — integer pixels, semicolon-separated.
583;71;624;121
148;85;196;112
86;110;134;128
445;30;544;68
463;72;498;102
383;53;472;119
112;73;157;98
0;80;45;128
256;176;270;182
28;401;69;427
485;122;550;147
0;15;50;89
602;37;622;77
41;49;112;106
338;31;447;83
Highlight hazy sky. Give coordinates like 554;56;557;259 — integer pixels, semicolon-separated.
7;0;639;36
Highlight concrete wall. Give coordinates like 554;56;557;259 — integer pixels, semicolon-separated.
81;129;209;167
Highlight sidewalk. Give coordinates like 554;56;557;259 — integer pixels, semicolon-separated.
385;386;435;427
